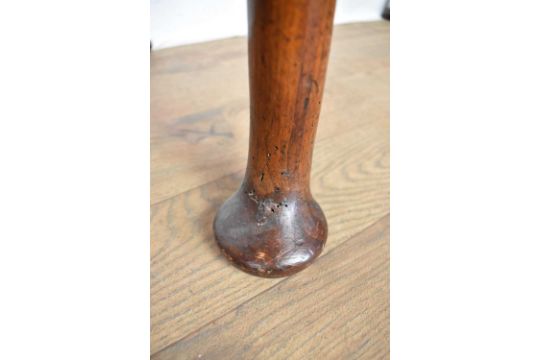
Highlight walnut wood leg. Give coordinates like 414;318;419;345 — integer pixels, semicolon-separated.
214;0;336;277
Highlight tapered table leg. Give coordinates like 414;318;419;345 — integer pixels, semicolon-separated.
214;0;336;277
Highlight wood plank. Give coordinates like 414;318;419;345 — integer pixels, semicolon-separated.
151;120;389;353
151;20;389;355
151;21;389;204
153;215;389;360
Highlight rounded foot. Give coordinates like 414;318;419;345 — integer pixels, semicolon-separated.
214;188;327;277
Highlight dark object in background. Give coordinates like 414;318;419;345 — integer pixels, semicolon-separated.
383;0;390;20
214;0;336;278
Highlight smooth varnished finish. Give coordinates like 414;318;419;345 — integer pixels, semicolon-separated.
214;0;336;277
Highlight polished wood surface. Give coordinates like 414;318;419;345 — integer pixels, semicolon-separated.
214;0;336;277
151;21;389;357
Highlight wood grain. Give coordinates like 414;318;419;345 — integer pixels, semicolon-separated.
151;125;388;353
151;21;388;204
151;21;389;356
153;215;389;360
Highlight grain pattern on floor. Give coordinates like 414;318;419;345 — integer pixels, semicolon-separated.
151;125;388;353
154;216;389;360
151;21;389;204
151;21;389;357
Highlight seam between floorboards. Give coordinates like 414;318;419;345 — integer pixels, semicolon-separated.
151;212;390;357
151;167;245;207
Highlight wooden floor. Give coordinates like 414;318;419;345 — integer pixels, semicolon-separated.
151;21;389;359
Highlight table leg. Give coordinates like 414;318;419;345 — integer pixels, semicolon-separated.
214;0;336;277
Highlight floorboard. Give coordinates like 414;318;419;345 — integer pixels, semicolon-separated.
151;21;389;204
154;216;389;360
151;21;389;357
